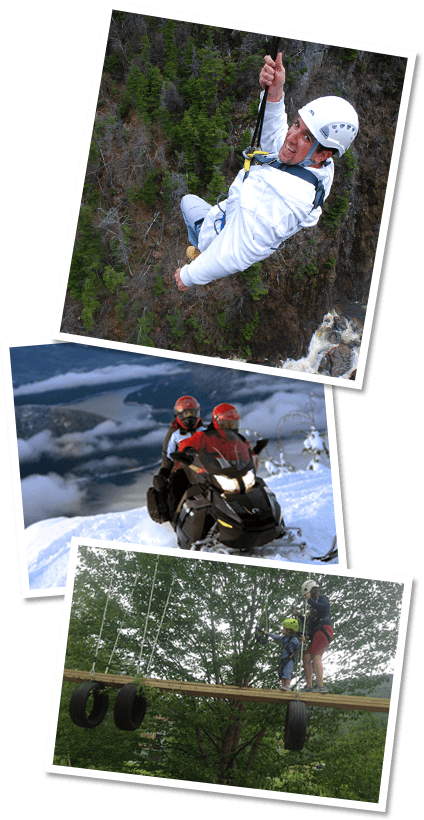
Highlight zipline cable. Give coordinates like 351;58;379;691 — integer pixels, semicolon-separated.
144;571;177;675
136;554;159;671
296;572;311;700
90;556;118;678
105;566;140;674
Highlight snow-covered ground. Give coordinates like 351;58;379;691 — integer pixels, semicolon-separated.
25;465;337;590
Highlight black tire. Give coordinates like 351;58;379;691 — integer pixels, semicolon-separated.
284;700;308;751
114;683;147;731
69;681;109;728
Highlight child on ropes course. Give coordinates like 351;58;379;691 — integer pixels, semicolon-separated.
265;617;300;691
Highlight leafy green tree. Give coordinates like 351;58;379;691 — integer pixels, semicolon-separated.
55;548;403;798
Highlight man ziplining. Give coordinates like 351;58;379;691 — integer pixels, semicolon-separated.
174;51;359;291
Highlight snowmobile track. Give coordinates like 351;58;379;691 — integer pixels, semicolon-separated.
187;524;307;557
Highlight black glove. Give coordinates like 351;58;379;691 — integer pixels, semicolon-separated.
153;473;168;492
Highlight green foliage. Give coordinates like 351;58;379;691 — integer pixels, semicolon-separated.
166;308;185;344
322;189;350;228
295;260;319;280
206;169;227;206
186;316;211;346
153;273;165;297
69;206;106;299
240;262;268;300
80;273;101;331
342;148;357;180
103;266;126;293
342;48;359;62
240;311;259;343
141;169;161;208
115;291;129;321
136;311;155;346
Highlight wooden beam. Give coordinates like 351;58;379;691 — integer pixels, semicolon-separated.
63;669;390;713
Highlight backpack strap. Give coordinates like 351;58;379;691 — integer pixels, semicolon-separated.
270;161;325;210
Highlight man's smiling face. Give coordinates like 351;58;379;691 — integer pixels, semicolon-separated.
278;116;319;165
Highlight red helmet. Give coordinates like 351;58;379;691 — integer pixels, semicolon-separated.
212;403;241;431
174;395;201;431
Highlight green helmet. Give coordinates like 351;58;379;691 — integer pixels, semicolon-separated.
282;618;299;632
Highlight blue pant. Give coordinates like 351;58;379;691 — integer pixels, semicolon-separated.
279;657;295;679
180;195;211;249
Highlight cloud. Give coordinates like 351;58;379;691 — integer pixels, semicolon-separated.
13;362;185;397
21;473;87;526
241;390;327;438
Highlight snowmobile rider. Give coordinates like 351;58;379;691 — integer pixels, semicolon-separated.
160;396;206;475
152;396;206;521
166;403;257;516
294;579;333;693
175;52;358;291
265;618;300;691
177;402;255;464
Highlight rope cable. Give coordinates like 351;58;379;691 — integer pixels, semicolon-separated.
251;35;280;149
296;572;311;699
104;567;140;674
90;557;118;678
136;555;159;671
145;572;177;675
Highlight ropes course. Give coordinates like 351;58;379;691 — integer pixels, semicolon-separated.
67;563;389;753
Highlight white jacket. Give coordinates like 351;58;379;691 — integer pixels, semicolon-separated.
180;94;334;288
166;426;207;460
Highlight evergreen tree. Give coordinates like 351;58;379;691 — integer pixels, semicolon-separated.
68;206;106;299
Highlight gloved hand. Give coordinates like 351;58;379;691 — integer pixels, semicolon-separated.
153;473;168;492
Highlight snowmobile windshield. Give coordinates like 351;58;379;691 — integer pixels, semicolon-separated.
195;430;253;475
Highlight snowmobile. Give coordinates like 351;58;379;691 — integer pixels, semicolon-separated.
168;436;307;556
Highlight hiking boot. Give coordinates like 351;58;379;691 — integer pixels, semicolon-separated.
302;685;314;692
314;685;329;693
186;246;201;262
280;685;291;691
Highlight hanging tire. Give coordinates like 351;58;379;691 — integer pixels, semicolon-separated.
284;700;308;751
69;681;109;728
114;683;147;731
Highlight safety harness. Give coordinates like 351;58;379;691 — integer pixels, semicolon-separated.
215;152;325;237
243;149;326;211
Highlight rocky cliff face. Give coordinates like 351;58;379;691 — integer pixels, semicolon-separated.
60;13;407;376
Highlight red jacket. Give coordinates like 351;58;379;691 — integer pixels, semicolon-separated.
178;425;253;464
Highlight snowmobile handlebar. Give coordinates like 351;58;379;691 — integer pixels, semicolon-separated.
252;438;268;455
171;448;195;465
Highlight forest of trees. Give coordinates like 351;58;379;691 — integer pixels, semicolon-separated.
53;546;404;802
60;11;407;367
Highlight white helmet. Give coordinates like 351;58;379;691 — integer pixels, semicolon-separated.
298;96;359;157
301;579;317;595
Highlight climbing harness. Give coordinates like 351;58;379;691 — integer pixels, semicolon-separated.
243;150;326;211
